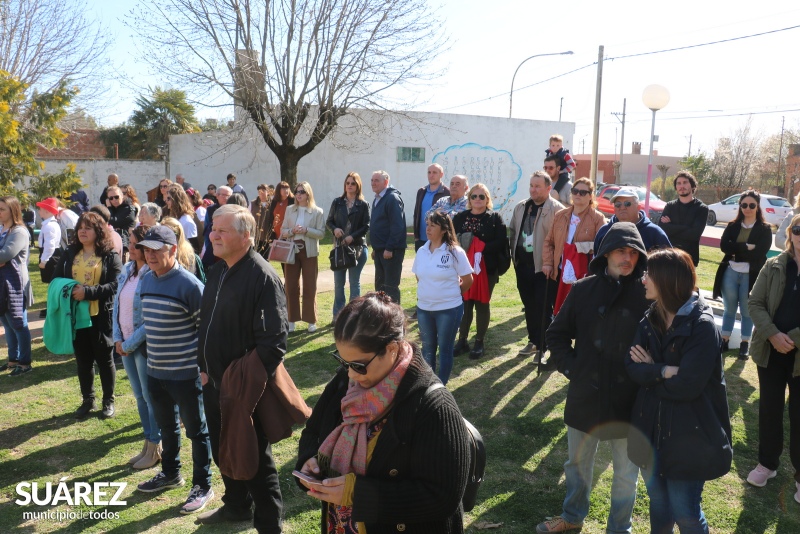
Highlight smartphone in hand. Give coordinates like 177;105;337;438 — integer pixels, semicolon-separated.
292;469;324;485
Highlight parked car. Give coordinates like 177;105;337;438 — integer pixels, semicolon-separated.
706;194;792;226
596;185;666;223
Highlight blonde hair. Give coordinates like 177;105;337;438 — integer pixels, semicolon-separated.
295;181;317;210
466;183;493;211
160;217;195;271
786;213;800;257
549;134;564;143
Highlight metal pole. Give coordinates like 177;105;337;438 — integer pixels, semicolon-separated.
619;98;626;172
509;51;573;118
644;109;657;212
559;97;563;122
779;116;786;195
589;46;604;186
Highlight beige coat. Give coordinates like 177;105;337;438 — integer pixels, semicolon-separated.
542;206;606;280
749;251;800;376
281;204;326;257
509;195;564;273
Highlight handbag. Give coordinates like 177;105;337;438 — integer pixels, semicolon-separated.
329;239;357;271
267;239;296;264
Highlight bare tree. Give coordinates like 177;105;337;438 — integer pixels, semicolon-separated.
710;118;761;192
0;0;110;103
130;0;448;186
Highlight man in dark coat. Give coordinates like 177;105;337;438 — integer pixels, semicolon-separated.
538;222;650;534
657;171;708;266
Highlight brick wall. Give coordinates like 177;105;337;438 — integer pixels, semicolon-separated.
38;129;106;159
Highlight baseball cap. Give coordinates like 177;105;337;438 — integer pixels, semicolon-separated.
136;226;177;250
610;187;639;202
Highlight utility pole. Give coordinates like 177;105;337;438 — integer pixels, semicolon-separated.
611;98;626;175
559;97;564;122
779;116;786;195
590;45;604;185
687;134;692;157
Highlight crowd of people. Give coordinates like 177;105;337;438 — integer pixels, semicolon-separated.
3;138;800;533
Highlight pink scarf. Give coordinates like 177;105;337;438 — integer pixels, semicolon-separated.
318;343;414;476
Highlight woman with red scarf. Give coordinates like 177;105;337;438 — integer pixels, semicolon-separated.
295;293;470;533
452;184;508;359
542;177;606;315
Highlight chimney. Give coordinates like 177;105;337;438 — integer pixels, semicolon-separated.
632;142;641;155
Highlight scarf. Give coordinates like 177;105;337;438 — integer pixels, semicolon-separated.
318;343;414;477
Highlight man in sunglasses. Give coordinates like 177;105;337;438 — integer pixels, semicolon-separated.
509;170;564;359
657;171;708;266
594;187;671;253
544;155;572;206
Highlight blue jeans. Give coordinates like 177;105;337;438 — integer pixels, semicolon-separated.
121;347;161;443
148;375;212;489
721;267;753;340
642;467;708;534
333;245;368;318
2;309;31;366
562;426;639;533
417;303;464;385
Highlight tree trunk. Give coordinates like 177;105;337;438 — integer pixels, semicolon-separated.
278;152;300;188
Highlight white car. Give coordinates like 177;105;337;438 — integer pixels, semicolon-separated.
706;194;792;227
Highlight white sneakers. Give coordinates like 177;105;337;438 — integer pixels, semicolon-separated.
288;322;295;332
288;322;317;333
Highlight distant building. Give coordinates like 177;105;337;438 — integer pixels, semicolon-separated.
573;143;682;186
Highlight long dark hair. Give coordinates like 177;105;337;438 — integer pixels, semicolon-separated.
340;172;364;200
732;189;765;226
269;181;295;213
73;212;114;256
334;292;408;356
426;210;458;248
646;248;697;334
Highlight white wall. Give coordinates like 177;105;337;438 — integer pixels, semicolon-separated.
39;159;166;205
169;110;575;223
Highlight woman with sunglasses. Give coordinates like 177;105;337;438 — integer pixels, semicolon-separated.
747;212;800;498
155;179;173;209
281;181;325;332
326;172;370;318
627;248;731;534
268;181;295;242
712;190;772;359
106;185;137;261
53;212;123;419
542;177;606;315
295;292;470;533
452;183;508;359
412;211;473;385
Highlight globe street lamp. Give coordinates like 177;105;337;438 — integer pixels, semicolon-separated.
509;51;573;119
642;84;670;212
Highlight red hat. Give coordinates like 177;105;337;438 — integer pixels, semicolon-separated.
36;197;61;217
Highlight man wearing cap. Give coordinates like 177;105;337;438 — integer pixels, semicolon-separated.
197;204;288;531
36;198;62;274
135;226;214;516
593;187;671;253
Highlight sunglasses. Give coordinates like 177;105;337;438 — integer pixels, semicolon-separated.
108;195;120;200
571;188;591;197
544;165;557;171
331;350;379;375
614;201;634;208
791;226;800;236
740;202;757;209
345;181;357;186
470;194;486;200
295;190;306;195
160;185;169;189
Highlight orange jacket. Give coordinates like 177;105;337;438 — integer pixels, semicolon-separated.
542;207;606;280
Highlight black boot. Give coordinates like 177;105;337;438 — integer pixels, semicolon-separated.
738;341;749;361
469;339;484;360
721;339;729;353
75;399;96;419
454;338;470;356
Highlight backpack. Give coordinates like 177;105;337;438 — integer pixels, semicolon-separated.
39;217;72;284
424;383;486;512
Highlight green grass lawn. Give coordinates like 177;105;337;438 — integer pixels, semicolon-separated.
1;245;798;532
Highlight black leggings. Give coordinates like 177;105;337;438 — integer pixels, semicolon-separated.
458;275;497;342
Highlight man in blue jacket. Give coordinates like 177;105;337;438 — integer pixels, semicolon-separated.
368;170;407;304
594;187;672;252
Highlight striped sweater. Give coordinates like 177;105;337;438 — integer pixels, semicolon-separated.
140;262;205;381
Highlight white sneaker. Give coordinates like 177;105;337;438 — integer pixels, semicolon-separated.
288;322;295;332
308;323;317;333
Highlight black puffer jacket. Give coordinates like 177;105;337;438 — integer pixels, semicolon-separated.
546;221;650;439
108;200;137;248
296;351;469;534
625;295;732;480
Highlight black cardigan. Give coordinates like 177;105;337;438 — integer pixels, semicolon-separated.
712;220;772;299
296;351;469;534
53;246;122;346
325;197;371;248
452;210;507;276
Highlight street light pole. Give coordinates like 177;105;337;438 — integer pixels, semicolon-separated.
642;84;670;212
509;51;573;119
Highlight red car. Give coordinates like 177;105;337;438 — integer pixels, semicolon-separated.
596;185;667;223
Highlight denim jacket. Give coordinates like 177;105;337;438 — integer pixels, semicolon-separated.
112;261;150;354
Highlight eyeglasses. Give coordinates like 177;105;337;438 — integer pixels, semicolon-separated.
470;194;486;200
295;190;306;195
160;185;169;189
108;195;120;200
791;226;800;236
331;350;379;375
345;181;357;186
544;165;557;171
614;201;634;208
740;202;757;209
571;188;591;197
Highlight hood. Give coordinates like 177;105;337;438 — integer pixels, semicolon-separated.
589;221;647;275
70;190;90;214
